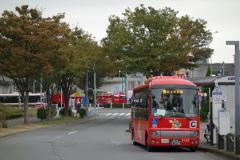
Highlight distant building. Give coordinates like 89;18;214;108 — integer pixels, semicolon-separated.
98;73;145;94
0;75;17;94
176;60;234;78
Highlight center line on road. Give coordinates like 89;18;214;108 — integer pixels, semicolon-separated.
67;131;79;135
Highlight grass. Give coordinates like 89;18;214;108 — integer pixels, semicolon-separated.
28;107;37;117
37;116;79;126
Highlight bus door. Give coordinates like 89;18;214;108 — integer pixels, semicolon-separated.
139;91;149;144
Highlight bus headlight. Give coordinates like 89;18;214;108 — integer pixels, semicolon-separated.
152;131;161;137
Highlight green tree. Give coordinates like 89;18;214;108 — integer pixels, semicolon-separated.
102;4;213;76
0;5;70;123
206;64;212;77
55;27;99;115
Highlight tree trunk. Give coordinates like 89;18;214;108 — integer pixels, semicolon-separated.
63;91;70;116
46;87;51;120
23;91;29;124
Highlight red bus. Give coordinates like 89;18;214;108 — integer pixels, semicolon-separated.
130;76;199;152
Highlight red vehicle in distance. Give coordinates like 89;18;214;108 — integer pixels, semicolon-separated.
130;76;200;151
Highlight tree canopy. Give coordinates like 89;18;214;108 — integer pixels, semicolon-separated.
0;5;71;122
102;4;213;76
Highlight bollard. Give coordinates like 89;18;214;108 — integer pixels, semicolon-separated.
217;134;225;149
226;133;234;152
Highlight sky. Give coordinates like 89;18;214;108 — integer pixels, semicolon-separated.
0;0;240;63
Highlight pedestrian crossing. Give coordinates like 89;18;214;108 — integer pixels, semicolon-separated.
98;112;131;118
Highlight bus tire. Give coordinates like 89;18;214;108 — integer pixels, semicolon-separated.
132;130;137;145
189;147;196;152
145;134;153;152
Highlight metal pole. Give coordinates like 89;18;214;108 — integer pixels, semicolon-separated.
40;75;43;103
125;73;128;104
85;72;89;107
60;88;62;108
93;65;96;107
209;87;214;145
226;41;240;154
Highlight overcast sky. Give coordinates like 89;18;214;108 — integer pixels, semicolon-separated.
1;0;239;63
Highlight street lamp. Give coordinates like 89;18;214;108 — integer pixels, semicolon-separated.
226;40;240;155
93;64;96;107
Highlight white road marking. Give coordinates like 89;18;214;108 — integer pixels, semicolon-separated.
67;131;79;135
126;113;131;116
119;113;125;116
112;113;119;116
105;113;112;116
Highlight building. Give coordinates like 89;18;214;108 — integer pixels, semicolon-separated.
176;61;234;78
98;73;145;94
0;75;16;94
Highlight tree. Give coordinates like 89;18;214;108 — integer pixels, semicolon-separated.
206;64;212;77
102;4;213;76
55;27;99;115
0;5;70;123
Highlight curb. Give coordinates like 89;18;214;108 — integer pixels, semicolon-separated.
197;146;240;160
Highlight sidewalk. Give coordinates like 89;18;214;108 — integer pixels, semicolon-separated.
199;122;240;160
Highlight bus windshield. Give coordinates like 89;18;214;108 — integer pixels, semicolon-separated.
151;87;198;117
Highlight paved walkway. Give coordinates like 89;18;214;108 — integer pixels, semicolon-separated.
199;122;240;159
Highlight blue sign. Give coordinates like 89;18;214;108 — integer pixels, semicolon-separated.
82;96;89;106
212;91;222;95
152;118;158;127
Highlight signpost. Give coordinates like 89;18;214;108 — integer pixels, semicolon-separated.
226;41;240;154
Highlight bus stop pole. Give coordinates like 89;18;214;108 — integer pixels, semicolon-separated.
209;87;214;145
226;41;240;154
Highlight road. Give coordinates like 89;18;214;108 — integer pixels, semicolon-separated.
0;108;230;160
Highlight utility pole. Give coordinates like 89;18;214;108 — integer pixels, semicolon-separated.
93;64;96;107
125;73;128;104
226;41;240;154
209;87;214;145
85;72;89;107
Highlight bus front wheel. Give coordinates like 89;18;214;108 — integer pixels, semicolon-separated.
145;135;153;152
189;147;196;152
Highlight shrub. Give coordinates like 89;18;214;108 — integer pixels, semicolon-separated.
78;108;86;118
0;105;23;120
46;106;57;119
59;107;73;117
37;107;47;121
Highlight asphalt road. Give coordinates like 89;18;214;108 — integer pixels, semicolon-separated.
0;108;231;160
